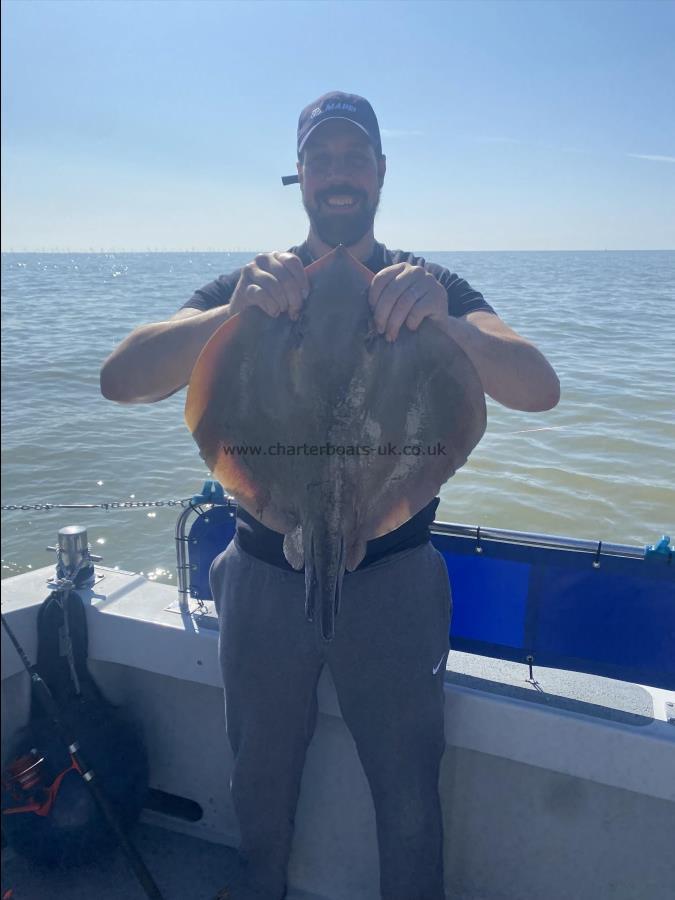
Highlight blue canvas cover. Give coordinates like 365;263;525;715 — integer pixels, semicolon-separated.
186;504;674;690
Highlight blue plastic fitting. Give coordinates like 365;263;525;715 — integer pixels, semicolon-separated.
644;535;672;562
191;479;226;506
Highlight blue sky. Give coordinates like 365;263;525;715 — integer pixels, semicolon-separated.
2;0;674;251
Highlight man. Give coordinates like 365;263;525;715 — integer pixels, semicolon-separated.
101;92;559;899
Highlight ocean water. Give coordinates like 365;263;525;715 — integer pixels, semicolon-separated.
2;250;673;584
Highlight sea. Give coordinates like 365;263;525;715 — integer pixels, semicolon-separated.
2;250;673;585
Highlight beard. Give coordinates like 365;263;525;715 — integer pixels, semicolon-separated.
302;185;381;248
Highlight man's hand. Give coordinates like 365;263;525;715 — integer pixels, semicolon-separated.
230;252;309;321
369;263;448;342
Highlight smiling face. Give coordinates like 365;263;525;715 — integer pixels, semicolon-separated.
298;119;386;249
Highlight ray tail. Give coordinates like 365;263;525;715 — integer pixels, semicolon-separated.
304;524;346;642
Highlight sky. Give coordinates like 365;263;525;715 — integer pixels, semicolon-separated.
1;0;674;252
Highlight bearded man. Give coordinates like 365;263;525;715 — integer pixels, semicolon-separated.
101;92;559;900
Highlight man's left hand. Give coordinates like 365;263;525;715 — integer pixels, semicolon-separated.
368;263;448;342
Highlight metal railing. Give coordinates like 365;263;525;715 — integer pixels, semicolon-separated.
173;492;670;611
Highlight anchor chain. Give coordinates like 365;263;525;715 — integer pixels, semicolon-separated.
1;498;193;513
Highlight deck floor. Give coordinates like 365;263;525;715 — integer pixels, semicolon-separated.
1;822;321;900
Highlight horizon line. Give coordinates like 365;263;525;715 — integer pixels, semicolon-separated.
2;247;674;254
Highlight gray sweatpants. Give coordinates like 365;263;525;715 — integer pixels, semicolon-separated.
210;538;451;900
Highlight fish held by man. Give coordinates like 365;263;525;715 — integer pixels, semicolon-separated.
185;245;487;641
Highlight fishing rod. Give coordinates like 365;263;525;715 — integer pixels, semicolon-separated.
1;611;165;900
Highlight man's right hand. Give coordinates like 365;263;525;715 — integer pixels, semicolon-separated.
229;252;309;321
100;252;311;405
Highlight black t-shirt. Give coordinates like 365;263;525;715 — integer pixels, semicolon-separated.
182;241;495;570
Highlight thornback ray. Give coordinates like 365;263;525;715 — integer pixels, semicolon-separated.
185;245;487;641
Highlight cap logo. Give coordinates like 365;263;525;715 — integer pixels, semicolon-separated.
324;101;358;114
295;95;379;160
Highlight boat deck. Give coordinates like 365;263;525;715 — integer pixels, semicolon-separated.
1;821;320;900
2;565;673;900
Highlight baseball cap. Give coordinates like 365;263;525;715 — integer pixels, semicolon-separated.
282;91;382;186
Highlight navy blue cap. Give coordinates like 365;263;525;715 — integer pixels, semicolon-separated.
297;91;382;156
282;91;382;186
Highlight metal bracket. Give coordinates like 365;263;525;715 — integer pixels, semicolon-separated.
524;654;544;693
46;571;105;591
164;598;219;631
475;526;483;554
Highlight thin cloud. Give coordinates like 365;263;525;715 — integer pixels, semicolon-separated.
380;128;424;138
470;136;583;153
627;153;675;163
470;136;522;145
470;141;675;163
